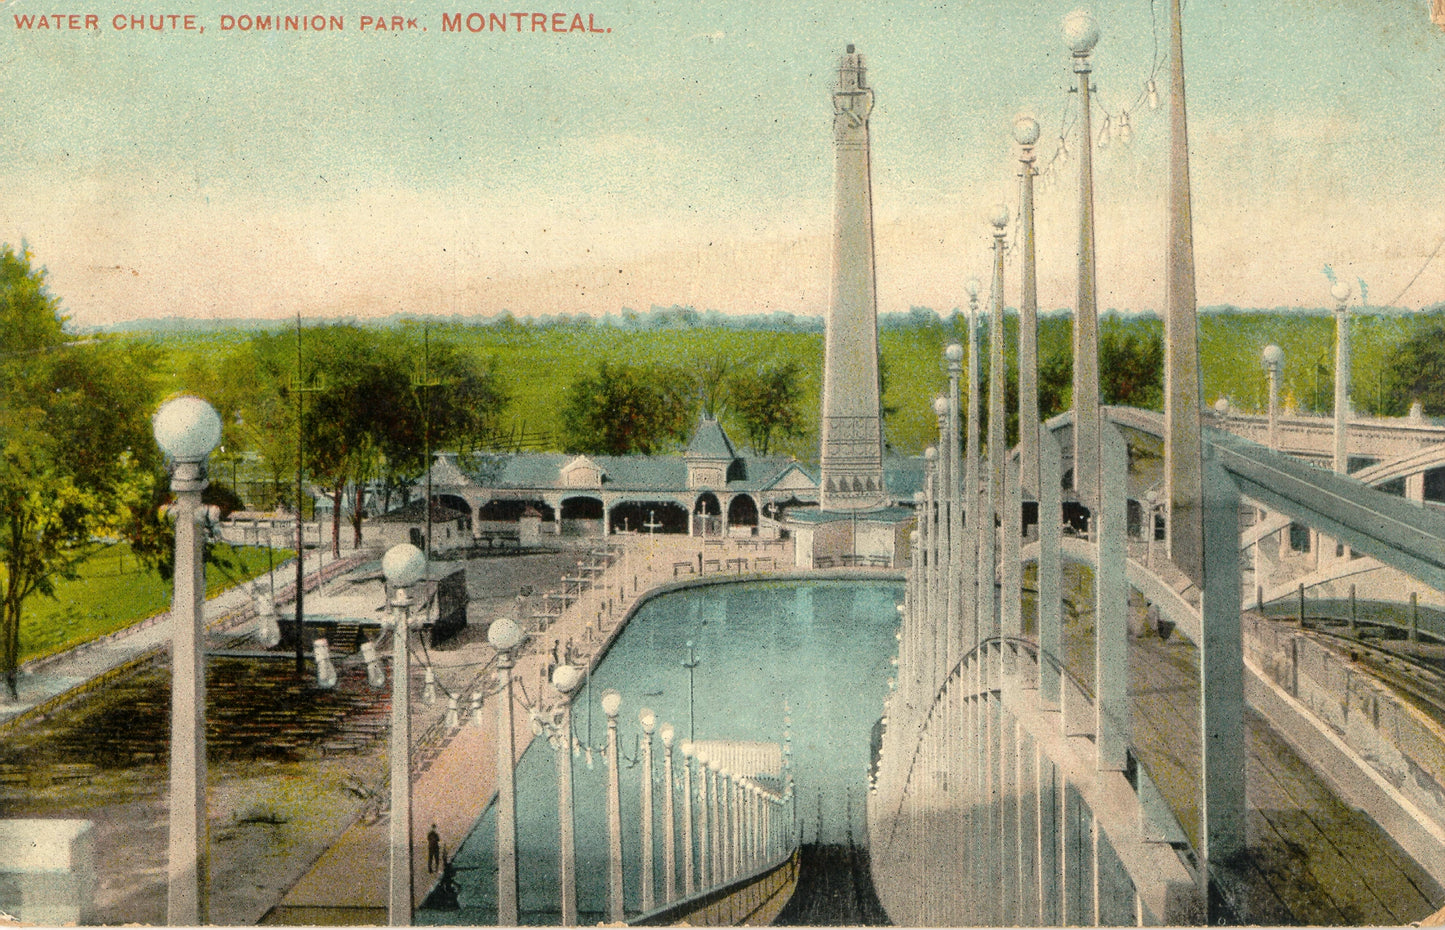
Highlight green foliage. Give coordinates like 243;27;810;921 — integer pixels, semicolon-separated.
0;244;66;355
728;359;808;455
1383;310;1445;416
560;361;695;455
210;323;509;551
1099;315;1163;410
123;467;248;583
0;244;159;698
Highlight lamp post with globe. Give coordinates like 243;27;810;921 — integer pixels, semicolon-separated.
945;343;964;669
987;203;1010;519
1015;114;1042;500
964;278;983;647
1331;280;1353;476
549;663;585;925
601;688;625;922
638;706;657;912
1064;7;1102;505
1262;344;1285;451
153;395;222;927
381;543;427;926
659;723;677;905
488;615;527;926
694;744;711;890
679;739;696;896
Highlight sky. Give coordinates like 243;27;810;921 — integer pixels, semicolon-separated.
2;0;1444;328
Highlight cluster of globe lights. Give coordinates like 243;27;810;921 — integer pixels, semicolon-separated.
1021;8;1162;191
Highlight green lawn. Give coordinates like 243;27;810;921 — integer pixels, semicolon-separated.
21;541;296;665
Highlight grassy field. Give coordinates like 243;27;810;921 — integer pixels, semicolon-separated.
21;541;296;665
139;307;1435;466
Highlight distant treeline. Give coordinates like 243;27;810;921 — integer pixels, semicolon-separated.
76;300;1445;337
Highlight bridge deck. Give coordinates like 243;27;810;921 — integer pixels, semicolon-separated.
1055;599;1444;924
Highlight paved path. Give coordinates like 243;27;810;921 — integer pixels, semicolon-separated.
0;547;361;732
266;534;797;923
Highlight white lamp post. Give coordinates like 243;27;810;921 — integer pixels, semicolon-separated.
601;688;625;922
487;615;526;926
696;747;713;889
550;663;585;926
381;542;427;927
1262;344;1285;451
679;739;696;896
720;766;736;882
987;203;1010;519
638;707;657;912
153;395;222;928
1016;114;1042;502
945;342;964;672
659;723;677;905
1065;8;1102;508
1331;280;1353;475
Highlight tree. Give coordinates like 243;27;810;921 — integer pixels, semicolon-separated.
1099;318;1164;410
560;361;694;455
693;355;732;419
728;360;808;455
1038;350;1072;420
0;244;157;698
1383;312;1445;416
234;325;509;554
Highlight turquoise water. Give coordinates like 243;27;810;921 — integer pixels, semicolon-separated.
416;578;902;925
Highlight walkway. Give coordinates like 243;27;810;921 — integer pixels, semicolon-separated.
1061;607;1443;924
0;547;359;733
265;533;797;923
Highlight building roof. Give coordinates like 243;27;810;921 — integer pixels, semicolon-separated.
424;452;475;489
422;417;818;498
685;415;738;461
373;498;470;524
447;450;811;495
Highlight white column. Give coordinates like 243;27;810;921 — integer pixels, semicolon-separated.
167;461;209;927
988;207;1010;520
1067;10;1102;507
556;703;577;926
639;713;655;912
965;295;983;648
697;754;711;890
661;727;676;905
494;653;518;926
1096;425;1129;771
1016;119;1042;505
1201;454;1246;920
1333;285;1352;475
605;701;625;923
1163;0;1205;584
947;345;965;673
1038;427;1064;709
681;744;696;896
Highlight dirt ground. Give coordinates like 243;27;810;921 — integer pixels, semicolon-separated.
0;545;584;926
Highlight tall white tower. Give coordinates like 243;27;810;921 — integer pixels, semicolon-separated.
819;44;886;511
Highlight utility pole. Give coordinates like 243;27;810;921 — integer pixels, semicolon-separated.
413;325;444;559
291;314;325;677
